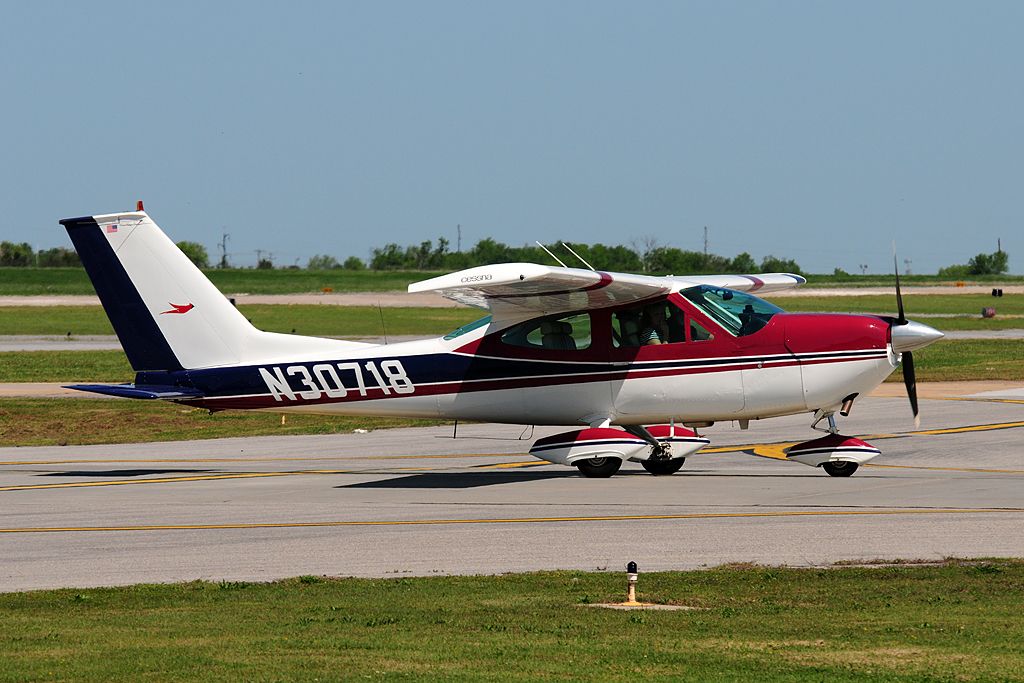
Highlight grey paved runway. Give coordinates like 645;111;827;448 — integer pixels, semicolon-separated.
1;393;1022;592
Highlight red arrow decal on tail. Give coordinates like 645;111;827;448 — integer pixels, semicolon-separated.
160;303;194;315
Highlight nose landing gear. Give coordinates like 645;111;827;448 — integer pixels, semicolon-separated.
786;412;881;476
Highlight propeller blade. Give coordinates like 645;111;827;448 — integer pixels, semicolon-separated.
903;350;919;429
893;254;906;325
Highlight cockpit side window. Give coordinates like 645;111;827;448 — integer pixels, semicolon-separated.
612;299;687;347
500;312;592;351
681;286;783;337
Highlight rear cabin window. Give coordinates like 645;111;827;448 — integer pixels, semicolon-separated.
501;312;592;351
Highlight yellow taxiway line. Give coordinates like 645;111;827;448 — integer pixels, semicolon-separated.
1;507;1021;535
0;453;516;467
703;420;1024;462
3;420;1023;491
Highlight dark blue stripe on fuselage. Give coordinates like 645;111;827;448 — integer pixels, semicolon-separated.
139;352;617;399
61;216;182;372
133;347;886;402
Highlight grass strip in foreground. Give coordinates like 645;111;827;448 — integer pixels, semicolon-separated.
1;562;1023;681
0;398;445;447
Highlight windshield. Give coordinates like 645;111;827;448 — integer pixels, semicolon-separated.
681;286;783;337
444;315;492;340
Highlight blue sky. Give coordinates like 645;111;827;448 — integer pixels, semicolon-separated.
3;1;1021;273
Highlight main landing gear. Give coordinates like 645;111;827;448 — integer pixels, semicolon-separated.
530;424;710;478
574;457;622;478
640;457;686;476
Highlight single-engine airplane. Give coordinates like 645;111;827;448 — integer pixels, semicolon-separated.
61;206;943;477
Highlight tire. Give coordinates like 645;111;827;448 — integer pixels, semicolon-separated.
822;461;859;477
574;457;622;478
641;458;686;476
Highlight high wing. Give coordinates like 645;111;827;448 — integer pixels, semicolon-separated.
408;263;805;318
666;272;806;293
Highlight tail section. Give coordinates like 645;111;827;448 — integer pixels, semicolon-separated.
62;213;189;371
61;208;358;372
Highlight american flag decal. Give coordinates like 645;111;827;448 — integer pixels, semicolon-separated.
105;224;118;234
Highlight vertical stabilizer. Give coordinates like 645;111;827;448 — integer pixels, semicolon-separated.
61;211;256;371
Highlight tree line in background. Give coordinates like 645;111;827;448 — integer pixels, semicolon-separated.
936;249;1009;277
0;238;1011;276
355;237;803;275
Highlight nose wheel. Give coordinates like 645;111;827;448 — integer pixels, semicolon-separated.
822;461;859;477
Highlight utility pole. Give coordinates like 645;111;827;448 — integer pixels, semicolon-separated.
457;224;462;253
218;231;230;269
998;237;1002;253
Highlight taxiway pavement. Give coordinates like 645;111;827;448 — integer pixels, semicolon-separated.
1;392;1022;592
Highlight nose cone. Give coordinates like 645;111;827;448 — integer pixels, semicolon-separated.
891;320;944;353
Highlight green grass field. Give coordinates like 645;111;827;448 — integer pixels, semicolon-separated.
0;398;444;447
0;292;1020;338
0;337;1020;394
0;305;480;337
1;562;1022;681
890;339;1024;382
1;339;1020;385
768;293;1024;316
0;268;444;295
3;266;1023;296
0;351;132;383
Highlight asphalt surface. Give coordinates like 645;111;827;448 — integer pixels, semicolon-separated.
1;390;1023;592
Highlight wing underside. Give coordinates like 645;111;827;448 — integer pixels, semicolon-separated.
408;263;672;317
409;263;805;318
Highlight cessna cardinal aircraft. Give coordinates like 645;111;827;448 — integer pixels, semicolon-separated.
61;206;943;478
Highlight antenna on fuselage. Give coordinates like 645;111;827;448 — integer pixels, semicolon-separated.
377;300;388;345
560;242;595;271
535;241;568;267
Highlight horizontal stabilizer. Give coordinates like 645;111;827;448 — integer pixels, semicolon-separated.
64;384;204;400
